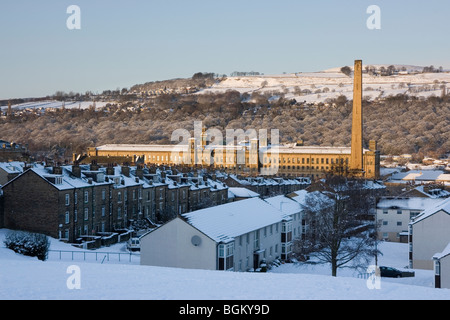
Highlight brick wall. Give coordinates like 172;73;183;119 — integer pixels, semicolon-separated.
3;170;60;238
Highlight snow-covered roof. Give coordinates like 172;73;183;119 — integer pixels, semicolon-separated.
182;197;288;243
410;197;450;225
390;170;450;182
228;187;259;199
263;195;302;216
95;144;188;153
377;197;443;211
287;189;309;205
276;146;353;155
433;242;450;260
28;165;114;191
0;162;25;174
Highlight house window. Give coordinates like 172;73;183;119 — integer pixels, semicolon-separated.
84;191;89;203
65;194;70;206
84;208;88;220
435;261;441;276
102;189;106;201
410;211;420;219
65;211;70;224
218;242;234;271
118;192;122;202
101;206;105;217
281;221;292;242
397;209;402;215
254;230;260;250
281;242;292;260
397;221;402;226
383;209;388;214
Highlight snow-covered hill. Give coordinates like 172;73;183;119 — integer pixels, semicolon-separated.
200;65;450;104
0;229;448;300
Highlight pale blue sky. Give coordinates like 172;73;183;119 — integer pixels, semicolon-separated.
0;0;449;99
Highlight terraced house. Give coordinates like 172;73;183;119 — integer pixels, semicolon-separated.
0;162;228;244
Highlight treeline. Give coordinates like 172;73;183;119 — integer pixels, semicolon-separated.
0;92;449;162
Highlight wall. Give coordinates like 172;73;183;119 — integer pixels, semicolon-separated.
412;210;450;270
440;254;450;289
140;217;216;270
3;171;60;239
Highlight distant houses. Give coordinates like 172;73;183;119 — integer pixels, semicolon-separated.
0;140;29;162
376;197;443;242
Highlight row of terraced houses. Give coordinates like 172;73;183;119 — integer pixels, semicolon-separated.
0;161;306;245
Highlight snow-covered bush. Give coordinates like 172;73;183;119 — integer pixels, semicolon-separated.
4;231;50;261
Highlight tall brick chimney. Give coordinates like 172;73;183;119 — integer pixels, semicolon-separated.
350;59;364;174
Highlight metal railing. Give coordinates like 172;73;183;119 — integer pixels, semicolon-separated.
47;249;140;264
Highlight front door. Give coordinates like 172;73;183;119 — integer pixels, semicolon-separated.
253;253;259;270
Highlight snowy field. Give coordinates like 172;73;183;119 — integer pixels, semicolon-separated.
1;100;112;112
200;67;450;104
0;229;449;300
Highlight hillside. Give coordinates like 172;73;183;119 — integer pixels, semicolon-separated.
0;229;448;300
0;64;449;161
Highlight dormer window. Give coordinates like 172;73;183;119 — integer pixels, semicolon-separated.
55;176;63;185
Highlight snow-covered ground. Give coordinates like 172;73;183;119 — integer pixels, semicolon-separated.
0;229;448;300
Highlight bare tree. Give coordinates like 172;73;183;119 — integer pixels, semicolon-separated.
293;176;380;277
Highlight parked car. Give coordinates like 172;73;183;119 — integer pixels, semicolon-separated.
127;237;140;252
379;266;415;278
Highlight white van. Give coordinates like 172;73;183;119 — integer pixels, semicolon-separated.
127;237;140;251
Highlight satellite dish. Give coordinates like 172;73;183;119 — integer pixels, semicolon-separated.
191;235;202;247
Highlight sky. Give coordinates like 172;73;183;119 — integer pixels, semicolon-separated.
0;0;449;99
